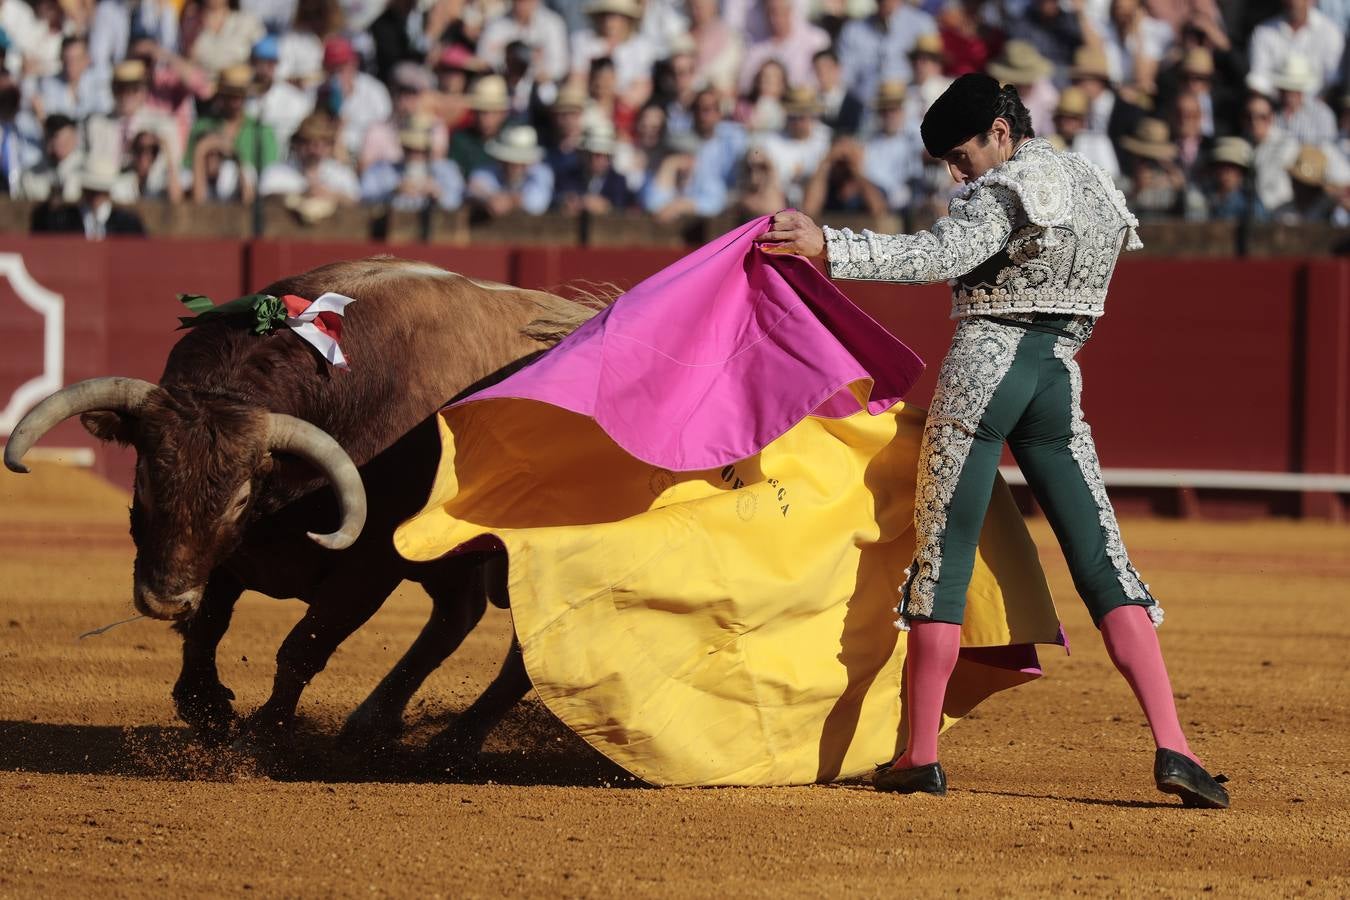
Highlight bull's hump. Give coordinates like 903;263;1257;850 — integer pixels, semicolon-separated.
360;262;517;296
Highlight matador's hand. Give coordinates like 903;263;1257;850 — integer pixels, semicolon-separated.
757;209;826;260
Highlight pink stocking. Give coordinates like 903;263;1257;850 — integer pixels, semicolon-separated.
1099;605;1197;763
894;620;962;769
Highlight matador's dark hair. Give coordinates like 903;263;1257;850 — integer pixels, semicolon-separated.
989;83;1036;143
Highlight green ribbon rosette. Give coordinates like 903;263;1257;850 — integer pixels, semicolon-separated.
177;292;289;335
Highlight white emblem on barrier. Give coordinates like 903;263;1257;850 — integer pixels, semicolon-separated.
0;254;65;438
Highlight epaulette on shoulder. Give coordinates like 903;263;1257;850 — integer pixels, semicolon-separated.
959;138;1073;230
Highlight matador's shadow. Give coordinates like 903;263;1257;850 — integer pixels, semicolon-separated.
814;405;1056;783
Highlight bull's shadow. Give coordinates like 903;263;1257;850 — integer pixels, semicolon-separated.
0;702;642;788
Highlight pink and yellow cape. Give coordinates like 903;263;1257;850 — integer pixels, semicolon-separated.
395;217;1062;786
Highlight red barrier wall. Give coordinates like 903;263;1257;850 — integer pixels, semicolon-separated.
2;236;1346;514
511;245;685;297
1;237;245;487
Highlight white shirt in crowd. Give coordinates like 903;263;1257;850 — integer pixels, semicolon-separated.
17;150;82;203
259;157;360;200
277;31;324;85
638;0;688;57
759;120;831;207
863;129;924;210
1099;13;1174;86
1251;126;1300;211
1085;89;1115;135
87;0;180;72
1;0;46;76
1280;97;1339;146
247;82;314;152
334;72;392;158
837;4;938;106
1065;132;1120;180
239;0;298;34
477;5;571;85
738;23;832;95
721;0;810;45
1249;8;1345;94
32;69;114;122
570;31;657;94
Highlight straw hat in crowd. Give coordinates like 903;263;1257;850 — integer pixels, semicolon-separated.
1288;145;1329;187
875;81;908;110
552;83;589;113
1119;118;1178;161
216;64;254;96
1180;48;1214;80
1050;88;1090;148
580;122;617;155
909;32;944;62
584;0;642;19
988;40;1053;85
294;113;338;144
469;75;511;112
1054;86;1090;119
399;129;432;153
666;32;697;58
1209;137;1253;170
1272;54;1319;94
782;86;822;117
78;156;122;193
1069;46;1111;84
486;125;544;165
112;58;147;87
399;115;437;153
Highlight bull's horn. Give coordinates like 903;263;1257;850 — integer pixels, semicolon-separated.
265;414;367;551
4;377;157;474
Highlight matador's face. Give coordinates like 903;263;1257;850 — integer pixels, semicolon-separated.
941;118;1016;184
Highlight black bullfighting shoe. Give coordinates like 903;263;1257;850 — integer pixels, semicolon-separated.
873;761;948;796
1154;748;1230;809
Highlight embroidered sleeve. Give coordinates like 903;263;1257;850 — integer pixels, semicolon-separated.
823;185;1017;284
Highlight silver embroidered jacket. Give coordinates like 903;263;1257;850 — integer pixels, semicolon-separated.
823;138;1142;319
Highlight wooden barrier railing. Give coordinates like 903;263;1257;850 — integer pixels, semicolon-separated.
2;199;1347;256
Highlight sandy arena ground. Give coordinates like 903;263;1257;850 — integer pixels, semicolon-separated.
0;463;1347;898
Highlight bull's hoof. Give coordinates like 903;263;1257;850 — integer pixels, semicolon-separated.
172;680;238;746
232;711;296;762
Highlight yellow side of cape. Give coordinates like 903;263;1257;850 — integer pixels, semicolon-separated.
395;401;1060;786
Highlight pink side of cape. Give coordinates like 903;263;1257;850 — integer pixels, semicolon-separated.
453;216;926;471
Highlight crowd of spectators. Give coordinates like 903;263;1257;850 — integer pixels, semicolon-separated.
2;0;1349;239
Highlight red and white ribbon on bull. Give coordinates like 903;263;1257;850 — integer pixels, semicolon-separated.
279;292;355;370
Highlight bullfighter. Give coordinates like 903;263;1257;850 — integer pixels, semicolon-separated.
760;73;1230;808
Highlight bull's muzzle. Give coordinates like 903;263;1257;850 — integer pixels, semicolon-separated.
133;582;203;620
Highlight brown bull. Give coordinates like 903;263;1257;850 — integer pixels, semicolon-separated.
5;258;597;753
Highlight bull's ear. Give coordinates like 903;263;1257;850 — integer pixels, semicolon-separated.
80;411;137;446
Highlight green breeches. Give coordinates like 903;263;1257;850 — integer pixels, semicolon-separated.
898;314;1161;629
